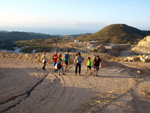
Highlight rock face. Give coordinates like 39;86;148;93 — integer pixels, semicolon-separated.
107;44;131;56
95;44;106;53
132;36;150;54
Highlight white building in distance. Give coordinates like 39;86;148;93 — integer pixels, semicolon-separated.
74;40;79;43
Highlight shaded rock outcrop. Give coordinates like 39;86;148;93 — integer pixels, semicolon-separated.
132;36;150;54
95;44;106;53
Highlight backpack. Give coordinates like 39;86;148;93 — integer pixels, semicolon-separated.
57;59;61;65
77;57;82;64
57;59;62;69
64;54;67;61
64;54;69;61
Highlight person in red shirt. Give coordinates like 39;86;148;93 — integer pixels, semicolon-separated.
53;52;58;71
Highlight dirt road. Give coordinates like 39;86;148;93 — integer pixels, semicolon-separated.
0;58;150;113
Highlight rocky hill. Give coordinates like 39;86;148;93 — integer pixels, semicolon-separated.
76;24;150;44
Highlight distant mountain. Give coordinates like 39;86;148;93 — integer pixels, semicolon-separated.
59;33;91;39
0;31;58;49
0;31;85;49
76;24;150;44
0;30;9;33
143;30;150;35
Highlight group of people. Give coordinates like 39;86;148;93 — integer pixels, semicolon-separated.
41;52;102;76
41;52;70;75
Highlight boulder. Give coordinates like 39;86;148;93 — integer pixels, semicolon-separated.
95;44;106;53
132;35;150;54
126;56;139;62
108;46;120;56
145;36;150;42
140;57;147;62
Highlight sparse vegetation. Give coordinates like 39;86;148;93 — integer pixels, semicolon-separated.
15;38;72;53
0;31;82;50
0;31;57;49
76;24;150;44
1;24;150;53
92;48;97;52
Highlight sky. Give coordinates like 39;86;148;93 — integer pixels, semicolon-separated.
0;0;150;35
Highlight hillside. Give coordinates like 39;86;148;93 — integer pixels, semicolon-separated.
76;24;150;44
0;31;57;49
0;31;85;50
15;38;71;53
144;30;150;35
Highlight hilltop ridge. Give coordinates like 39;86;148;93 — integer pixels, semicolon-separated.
0;31;84;49
76;24;149;44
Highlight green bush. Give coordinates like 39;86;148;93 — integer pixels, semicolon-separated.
92;48;97;52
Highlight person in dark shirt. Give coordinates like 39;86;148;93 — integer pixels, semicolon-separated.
64;51;70;72
74;52;84;75
57;54;65;75
93;55;102;76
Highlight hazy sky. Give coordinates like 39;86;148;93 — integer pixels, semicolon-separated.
0;0;150;34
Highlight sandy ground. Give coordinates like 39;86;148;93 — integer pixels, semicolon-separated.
0;58;150;113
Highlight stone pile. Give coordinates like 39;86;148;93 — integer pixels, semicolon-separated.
112;55;150;63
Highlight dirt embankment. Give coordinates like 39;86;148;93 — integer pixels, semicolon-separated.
0;52;113;66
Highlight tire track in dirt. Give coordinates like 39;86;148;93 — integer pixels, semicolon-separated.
48;71;78;113
53;65;76;112
47;65;95;113
6;71;66;113
62;76;76;112
59;76;78;113
38;72;63;104
102;76;145;112
38;73;61;102
74;67;144;113
100;78;146;113
1;71;49;113
51;73;66;101
40;72;67;113
99;68;147;113
0;93;27;105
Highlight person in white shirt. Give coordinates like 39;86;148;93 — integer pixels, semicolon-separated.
41;52;47;70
